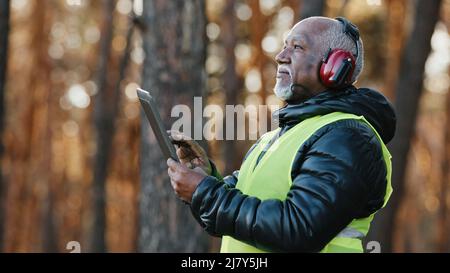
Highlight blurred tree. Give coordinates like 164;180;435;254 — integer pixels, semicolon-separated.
299;0;326;20
0;0;10;251
3;0;54;252
221;0;242;175
139;0;209;252
91;0;115;253
104;9;139;252
368;0;443;252
383;0;406;100
249;0;269;102
439;73;450;252
40;2;57;250
30;0;54;253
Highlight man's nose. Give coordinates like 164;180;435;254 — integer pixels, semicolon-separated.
275;48;291;65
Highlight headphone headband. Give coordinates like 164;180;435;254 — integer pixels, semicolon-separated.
335;17;360;58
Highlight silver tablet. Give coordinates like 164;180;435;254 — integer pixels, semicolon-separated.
137;88;179;162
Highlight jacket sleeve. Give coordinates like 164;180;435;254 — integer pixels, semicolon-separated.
190;121;387;252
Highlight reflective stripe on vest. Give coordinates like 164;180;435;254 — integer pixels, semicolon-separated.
338;227;365;239
220;112;393;253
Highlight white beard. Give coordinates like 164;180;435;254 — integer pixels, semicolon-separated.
274;79;293;101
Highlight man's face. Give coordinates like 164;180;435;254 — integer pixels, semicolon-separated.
274;19;329;103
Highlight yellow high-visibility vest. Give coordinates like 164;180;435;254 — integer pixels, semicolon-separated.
221;112;393;253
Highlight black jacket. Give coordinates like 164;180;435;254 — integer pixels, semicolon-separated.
190;86;396;252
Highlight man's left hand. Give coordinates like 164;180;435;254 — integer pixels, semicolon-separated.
167;159;208;204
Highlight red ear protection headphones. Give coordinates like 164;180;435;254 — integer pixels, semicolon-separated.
319;17;360;89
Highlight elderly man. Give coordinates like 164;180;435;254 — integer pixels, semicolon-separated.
167;16;396;253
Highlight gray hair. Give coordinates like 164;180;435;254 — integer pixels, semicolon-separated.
317;21;365;83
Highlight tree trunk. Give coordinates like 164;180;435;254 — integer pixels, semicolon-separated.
383;0;406;101
248;0;270;102
36;2;56;253
299;0;326;20
438;68;450;252
0;0;10;252
138;0;209;252
222;0;242;175
367;0;442;253
91;0;115;253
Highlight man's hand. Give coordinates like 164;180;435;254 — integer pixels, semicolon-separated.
168;130;212;175
167;158;208;204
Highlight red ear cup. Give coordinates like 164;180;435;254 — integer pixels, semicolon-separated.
319;49;356;89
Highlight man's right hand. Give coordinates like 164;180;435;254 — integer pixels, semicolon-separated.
168;130;212;176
